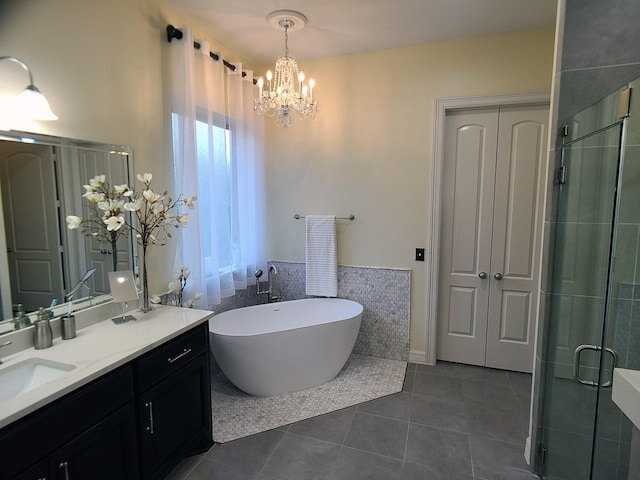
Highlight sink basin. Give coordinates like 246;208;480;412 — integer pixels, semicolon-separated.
0;357;76;403
612;368;640;430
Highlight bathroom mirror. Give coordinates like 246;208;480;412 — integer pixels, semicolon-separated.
0;130;136;334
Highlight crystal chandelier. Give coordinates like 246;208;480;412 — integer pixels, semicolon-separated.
254;10;319;128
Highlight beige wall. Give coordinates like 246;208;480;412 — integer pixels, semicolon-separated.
0;0;249;295
0;0;554;356
264;28;555;358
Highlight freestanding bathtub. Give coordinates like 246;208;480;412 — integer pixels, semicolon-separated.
208;298;363;396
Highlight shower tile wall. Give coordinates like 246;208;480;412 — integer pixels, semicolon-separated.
269;261;411;362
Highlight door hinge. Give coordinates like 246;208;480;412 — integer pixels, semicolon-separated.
562;124;569;137
619;86;632;119
537;442;547;464
557;165;567;184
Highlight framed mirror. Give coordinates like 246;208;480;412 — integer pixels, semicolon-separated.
0;130;136;334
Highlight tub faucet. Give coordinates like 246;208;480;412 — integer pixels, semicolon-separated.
268;265;279;302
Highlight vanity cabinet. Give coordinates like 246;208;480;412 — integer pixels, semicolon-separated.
0;320;212;480
0;365;136;480
135;323;212;480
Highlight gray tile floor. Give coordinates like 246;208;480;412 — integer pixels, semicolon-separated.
167;362;540;480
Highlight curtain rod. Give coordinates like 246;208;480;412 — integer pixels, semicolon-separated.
166;25;256;83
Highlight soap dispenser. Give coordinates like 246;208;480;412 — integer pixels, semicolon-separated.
34;307;53;349
13;304;31;330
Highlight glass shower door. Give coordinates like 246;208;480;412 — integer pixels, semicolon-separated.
541;124;621;479
537;76;640;479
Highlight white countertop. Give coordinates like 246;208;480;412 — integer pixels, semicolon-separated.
612;368;640;431
0;304;214;429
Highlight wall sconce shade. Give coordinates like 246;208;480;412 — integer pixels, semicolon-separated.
0;56;58;123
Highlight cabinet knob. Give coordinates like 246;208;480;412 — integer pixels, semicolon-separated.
478;272;487;279
493;272;503;280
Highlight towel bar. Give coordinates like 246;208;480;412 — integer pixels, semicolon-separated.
294;214;355;221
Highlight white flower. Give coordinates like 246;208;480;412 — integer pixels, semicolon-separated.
143;189;162;204
151;202;165;216
176;214;189;227
125;198;143;212
168;280;181;294
89;174;106;187
66;215;83;229
182;266;190;279
114;184;133;196
82;191;105;203
184;196;197;209
184;292;202;308
104;215;125;231
137;173;153;185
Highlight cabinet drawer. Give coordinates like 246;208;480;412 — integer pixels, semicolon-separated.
135;324;207;391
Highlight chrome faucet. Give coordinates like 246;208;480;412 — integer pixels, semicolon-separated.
256;265;279;303
268;264;279;302
0;340;12;364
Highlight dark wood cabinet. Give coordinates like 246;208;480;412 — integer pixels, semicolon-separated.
137;352;212;479
1;365;134;480
50;402;138;480
135;322;212;480
0;321;212;480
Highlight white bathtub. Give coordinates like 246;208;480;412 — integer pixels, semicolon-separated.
209;298;363;396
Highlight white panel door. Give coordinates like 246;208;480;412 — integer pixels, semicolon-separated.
0;143;64;311
437;105;548;373
438;109;498;366
486;105;548;371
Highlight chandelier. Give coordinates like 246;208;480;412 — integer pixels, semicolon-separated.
254;10;319;128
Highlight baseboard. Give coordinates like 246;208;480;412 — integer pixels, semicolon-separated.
409;350;431;365
524;436;531;465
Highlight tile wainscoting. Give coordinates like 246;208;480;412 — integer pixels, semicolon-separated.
210;262;411;362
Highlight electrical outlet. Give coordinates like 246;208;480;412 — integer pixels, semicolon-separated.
415;248;425;261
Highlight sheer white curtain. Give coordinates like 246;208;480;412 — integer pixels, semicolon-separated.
170;28;266;307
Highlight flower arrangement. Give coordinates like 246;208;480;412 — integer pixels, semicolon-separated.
65;174;131;271
67;172;196;311
152;265;202;308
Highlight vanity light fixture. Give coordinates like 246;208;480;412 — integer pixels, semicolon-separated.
0;56;58;125
254;10;319;128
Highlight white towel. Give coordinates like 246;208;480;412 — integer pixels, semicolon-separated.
305;215;338;297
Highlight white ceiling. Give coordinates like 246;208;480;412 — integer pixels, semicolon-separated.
161;0;558;67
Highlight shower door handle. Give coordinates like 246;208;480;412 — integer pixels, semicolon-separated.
573;344;617;387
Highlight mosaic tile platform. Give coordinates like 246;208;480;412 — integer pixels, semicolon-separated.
211;354;407;443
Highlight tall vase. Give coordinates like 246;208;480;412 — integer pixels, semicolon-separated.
111;239;118;272
139;243;152;312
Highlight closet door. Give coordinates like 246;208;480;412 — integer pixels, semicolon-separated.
437;109;499;366
437;105;548;372
485;105;548;372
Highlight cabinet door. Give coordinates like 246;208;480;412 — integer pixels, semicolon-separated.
51;402;138;480
138;354;212;480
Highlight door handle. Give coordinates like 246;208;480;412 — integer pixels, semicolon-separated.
493;272;503;280
573;344;617;387
145;401;155;434
478;272;487;279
